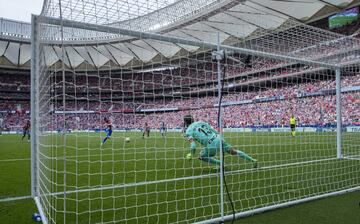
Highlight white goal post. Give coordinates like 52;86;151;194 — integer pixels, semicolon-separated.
31;1;360;223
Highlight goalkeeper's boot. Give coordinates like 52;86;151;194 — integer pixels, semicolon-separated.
211;166;221;173
252;159;258;169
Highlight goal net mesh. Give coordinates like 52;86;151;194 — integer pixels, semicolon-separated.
33;0;360;223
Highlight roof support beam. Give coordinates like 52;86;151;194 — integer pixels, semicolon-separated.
246;0;302;22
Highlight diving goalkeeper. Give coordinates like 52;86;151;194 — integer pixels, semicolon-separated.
183;115;257;168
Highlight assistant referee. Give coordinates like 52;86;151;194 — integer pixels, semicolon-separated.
290;115;296;137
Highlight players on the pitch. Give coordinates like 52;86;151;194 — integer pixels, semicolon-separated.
22;120;31;142
142;122;150;138
160;122;166;138
63;120;69;135
101;117;112;146
290;115;296;137
183;115;257;168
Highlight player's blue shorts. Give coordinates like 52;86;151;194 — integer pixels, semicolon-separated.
200;137;232;158
105;128;112;137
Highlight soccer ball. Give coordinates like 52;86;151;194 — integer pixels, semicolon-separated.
125;137;130;142
32;213;41;222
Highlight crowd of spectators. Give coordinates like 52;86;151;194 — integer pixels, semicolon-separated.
24;90;358;130
1;72;360;130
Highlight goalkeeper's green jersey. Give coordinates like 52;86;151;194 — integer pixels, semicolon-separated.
185;121;219;147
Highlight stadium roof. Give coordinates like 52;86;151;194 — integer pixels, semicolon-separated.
0;0;360;69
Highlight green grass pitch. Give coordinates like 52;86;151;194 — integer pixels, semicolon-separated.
0;132;359;223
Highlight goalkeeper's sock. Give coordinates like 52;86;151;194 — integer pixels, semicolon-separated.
236;150;256;162
199;157;220;165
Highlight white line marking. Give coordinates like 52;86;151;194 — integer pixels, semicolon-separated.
0;158;30;162
343;155;360;161
0;195;31;202
34;197;48;224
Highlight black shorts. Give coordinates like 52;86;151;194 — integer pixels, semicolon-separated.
290;124;296;130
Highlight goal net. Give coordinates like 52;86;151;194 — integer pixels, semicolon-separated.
31;1;360;223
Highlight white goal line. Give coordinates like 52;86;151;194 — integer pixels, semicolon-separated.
343;155;360;161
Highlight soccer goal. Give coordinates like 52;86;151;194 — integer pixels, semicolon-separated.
31;1;360;223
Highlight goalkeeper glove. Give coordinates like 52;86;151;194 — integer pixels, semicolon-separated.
186;153;192;160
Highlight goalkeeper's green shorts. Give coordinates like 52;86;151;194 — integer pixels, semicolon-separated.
200;138;232;158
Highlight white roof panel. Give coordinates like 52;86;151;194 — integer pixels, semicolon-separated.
324;0;353;6
53;46;71;67
43;46;59;66
144;39;181;58
85;46;109;67
0;0;358;69
227;3;287;29
167;30;201;41
65;47;84;68
232;2;288;19
131;40;156;52
110;43;137;58
19;44;31;65
74;47;94;65
105;45;134;65
180;29;228;44
166;30;201;52
125;43;158;62
250;0;324;20
0;41;7;56
96;45;119;65
4;42;20;65
203;20;256;38
226;12;283;30
180;22;229;43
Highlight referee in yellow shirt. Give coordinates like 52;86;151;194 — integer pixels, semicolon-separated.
290;115;296;137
